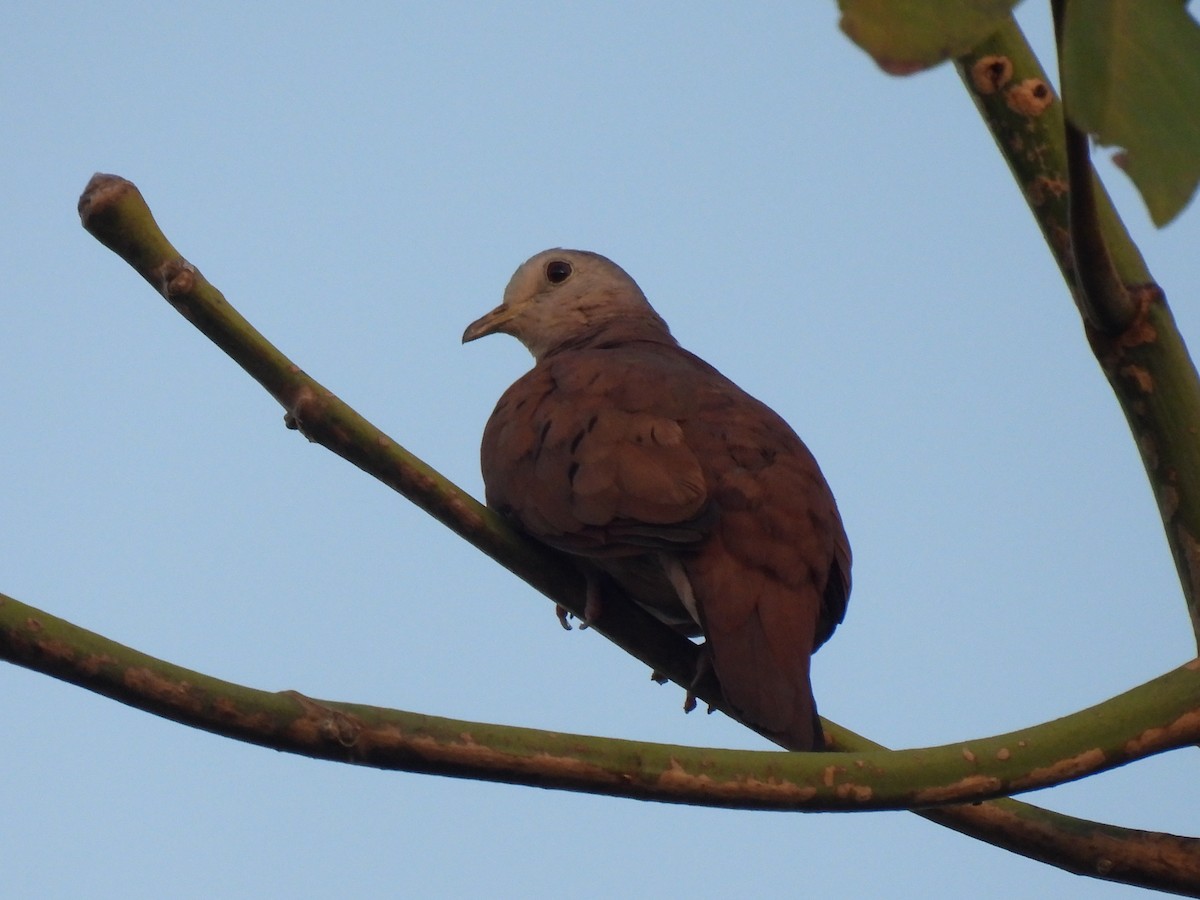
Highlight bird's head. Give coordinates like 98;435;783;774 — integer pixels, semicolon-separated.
462;248;671;360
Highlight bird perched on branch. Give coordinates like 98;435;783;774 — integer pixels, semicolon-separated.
463;249;850;750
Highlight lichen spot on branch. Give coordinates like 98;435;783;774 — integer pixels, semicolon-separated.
970;55;1013;95
1120;364;1155;395
1028;175;1068;207
1004;79;1054;118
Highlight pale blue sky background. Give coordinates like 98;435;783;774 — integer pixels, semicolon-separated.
3;3;1198;898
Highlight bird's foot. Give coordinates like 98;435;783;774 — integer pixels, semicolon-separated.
556;574;603;631
683;646;716;715
652;670;703;714
581;573;604;627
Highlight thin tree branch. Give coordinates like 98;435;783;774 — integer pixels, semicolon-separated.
1051;0;1135;333
956;16;1200;648
64;173;1200;892
920;799;1200;897
76;174;714;711
5;587;1200;815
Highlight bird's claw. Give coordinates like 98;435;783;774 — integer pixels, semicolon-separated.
582;573;603;627
683;645;717;715
556;574;602;631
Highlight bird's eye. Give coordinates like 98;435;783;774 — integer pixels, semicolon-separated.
546;260;573;284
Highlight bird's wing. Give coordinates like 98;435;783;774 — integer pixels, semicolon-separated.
652;355;844;748
480;345;713;556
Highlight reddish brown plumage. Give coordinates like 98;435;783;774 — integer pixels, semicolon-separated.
466;250;850;750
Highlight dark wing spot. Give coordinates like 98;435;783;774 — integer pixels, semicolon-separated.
569;429;586;454
531;420;552;462
567;461;580;485
729;444;777;470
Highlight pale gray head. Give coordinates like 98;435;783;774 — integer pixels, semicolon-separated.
462;249;672;360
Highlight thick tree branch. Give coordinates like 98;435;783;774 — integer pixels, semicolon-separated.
5;587;1200;815
62;173;1200;893
956;17;1200;647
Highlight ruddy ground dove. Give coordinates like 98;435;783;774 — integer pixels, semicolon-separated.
463;249;850;750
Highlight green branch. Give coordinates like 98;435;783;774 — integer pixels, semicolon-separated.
60;172;1200;892
5;587;1200;814
76;174;720;718
955;16;1200;648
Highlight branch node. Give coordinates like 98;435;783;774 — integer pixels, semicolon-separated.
282;690;363;749
160;259;198;303
282;385;325;441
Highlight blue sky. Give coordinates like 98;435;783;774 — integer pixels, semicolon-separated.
3;3;1198;897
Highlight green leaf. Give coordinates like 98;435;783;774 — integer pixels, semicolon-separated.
1062;0;1200;226
839;0;1021;75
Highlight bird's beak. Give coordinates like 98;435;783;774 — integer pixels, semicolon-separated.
462;303;516;343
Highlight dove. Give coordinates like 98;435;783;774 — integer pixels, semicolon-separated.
463;249;850;750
